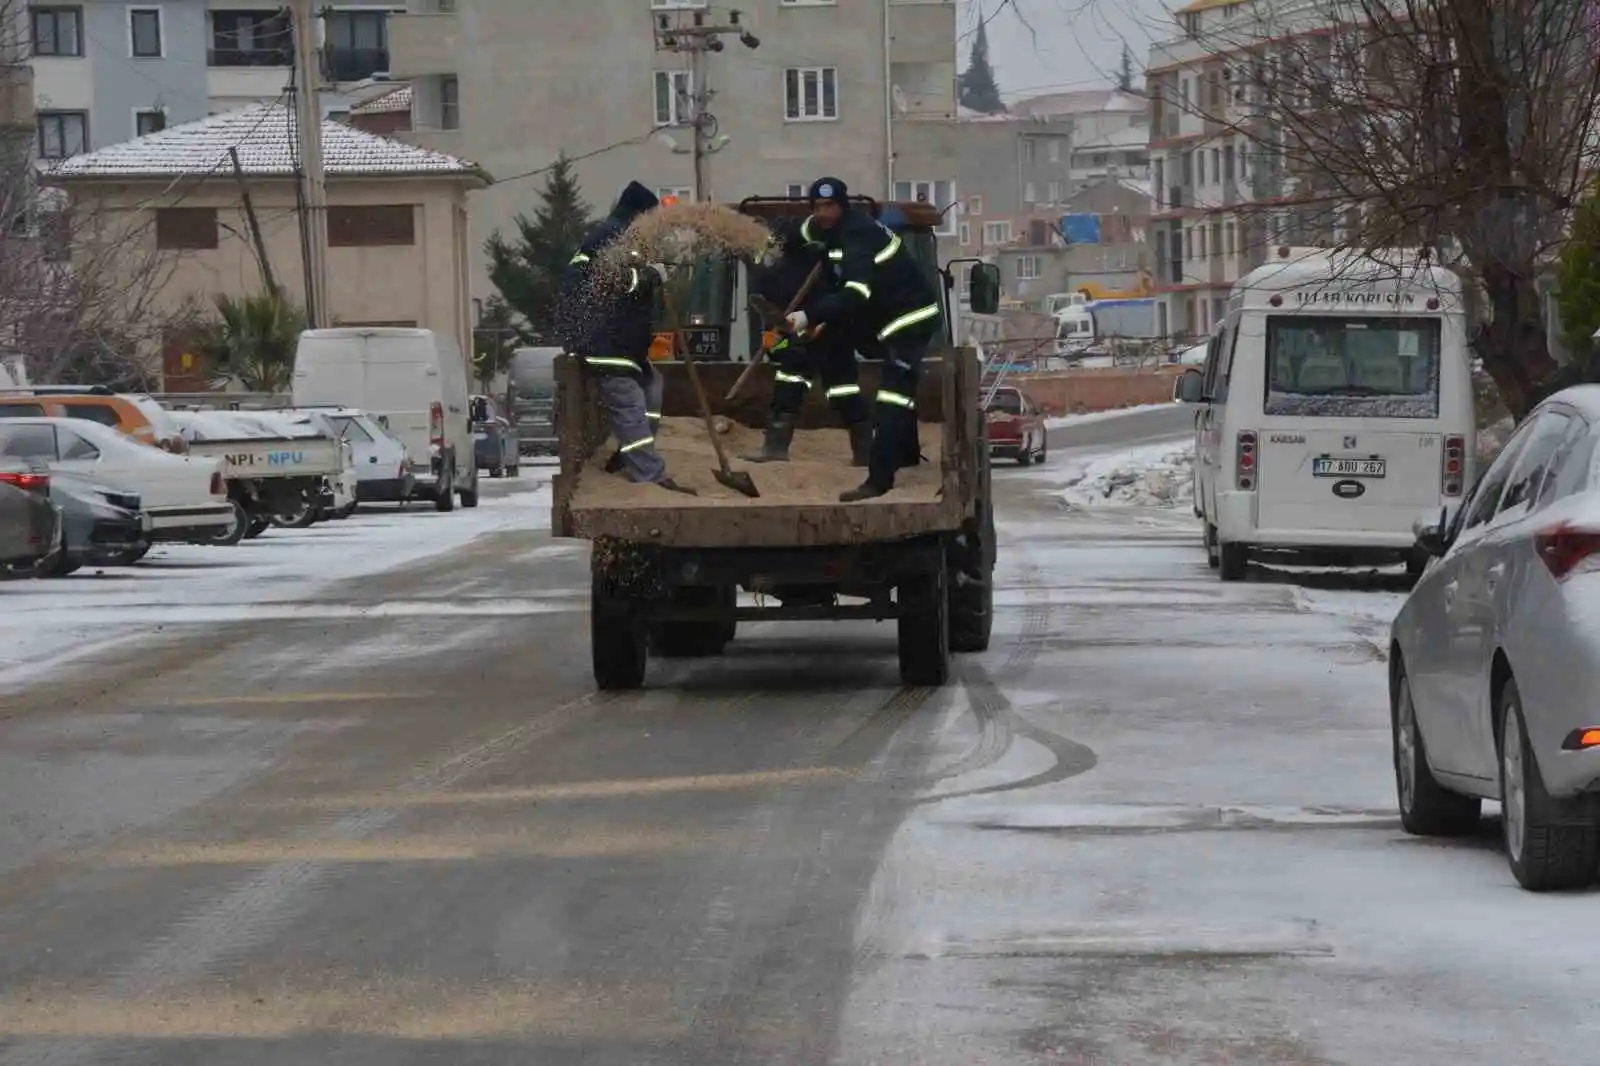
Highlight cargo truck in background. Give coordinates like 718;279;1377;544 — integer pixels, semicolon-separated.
553;196;1003;691
508;346;560;458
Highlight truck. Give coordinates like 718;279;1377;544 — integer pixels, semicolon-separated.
168;409;347;533
552;196;1003;691
507;346;560;457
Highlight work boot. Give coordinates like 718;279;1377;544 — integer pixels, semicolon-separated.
658;477;697;495
847;421;872;468
603;449;624;474
840;479;890;503
743;417;795;463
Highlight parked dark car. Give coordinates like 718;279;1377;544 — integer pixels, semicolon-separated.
0;464;61;574
40;469;148;576
471;395;520;478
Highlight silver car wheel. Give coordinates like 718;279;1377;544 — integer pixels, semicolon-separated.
1503;701;1527;863
1396;677;1418;813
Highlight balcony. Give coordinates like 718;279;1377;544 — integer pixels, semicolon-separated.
208;47;293;68
324;47;389;84
386;13;460;79
0;64;34;133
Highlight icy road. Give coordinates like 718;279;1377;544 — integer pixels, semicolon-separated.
0;414;1596;1065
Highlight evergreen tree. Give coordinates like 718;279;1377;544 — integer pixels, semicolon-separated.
485;154;594;343
1117;46;1135;93
1548;188;1600;396
471;295;525;389
958;21;1005;114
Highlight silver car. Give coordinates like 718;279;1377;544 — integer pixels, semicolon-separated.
1390;384;1600;891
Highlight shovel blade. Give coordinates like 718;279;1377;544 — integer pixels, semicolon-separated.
714;468;761;498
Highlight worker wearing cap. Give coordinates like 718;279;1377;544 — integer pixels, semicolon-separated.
556;181;694;495
743;216;870;466
787;176;942;502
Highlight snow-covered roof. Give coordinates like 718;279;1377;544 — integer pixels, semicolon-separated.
1009;89;1147;119
46;102;488;183
350;85;412;115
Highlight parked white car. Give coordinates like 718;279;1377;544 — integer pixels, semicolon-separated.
274;410;359;516
284;406;414;504
1389;384;1600;891
0;417;234;542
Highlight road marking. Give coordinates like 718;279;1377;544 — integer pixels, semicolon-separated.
285;765;856;809
102;828;717;867
163;691;428;707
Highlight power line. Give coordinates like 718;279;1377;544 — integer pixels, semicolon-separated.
487;131;660;187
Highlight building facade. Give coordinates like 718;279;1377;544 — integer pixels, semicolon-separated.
24;1;403;159
384;0;960;302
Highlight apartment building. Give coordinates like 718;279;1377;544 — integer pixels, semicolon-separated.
24;1;402;161
384;0;960;302
947;110;1073;275
1010;89;1150;183
1145;0;1342;340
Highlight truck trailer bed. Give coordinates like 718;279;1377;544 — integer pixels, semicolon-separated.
553;352;981;548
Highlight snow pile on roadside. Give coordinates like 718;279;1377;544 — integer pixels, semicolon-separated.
1059;441;1195;508
1044;402;1175;429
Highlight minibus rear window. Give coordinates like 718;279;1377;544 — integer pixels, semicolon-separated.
1264;315;1441;418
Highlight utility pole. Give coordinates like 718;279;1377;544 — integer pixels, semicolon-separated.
650;7;760;201
289;0;330;326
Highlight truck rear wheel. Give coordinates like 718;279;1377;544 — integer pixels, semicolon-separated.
949;498;995;653
592;574;647;690
898;558;951;686
651;585;734;658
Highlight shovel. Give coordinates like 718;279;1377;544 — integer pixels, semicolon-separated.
662;292;760;498
726;262;827;401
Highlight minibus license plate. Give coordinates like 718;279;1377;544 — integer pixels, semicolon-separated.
1314;458;1385;478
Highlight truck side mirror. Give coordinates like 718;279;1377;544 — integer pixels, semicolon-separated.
1173;368;1205;403
968;263;1001;316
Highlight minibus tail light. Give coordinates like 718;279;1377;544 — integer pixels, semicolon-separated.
1237;431;1257;490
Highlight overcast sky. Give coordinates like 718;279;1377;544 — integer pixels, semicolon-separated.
960;0;1177;100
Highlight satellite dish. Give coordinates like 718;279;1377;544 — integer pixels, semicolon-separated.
891;85;908;114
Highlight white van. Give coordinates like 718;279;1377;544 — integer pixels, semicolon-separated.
1175;248;1476;580
290;328;479;511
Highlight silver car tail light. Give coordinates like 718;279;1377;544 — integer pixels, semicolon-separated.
1236;431;1257;491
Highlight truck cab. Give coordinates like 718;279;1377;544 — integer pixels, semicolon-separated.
648;196;998;361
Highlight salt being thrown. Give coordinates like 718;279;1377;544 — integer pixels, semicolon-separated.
601;201;774;269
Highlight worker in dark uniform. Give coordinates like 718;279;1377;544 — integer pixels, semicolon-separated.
786;177;943;502
742;217;871;466
556;181;694;494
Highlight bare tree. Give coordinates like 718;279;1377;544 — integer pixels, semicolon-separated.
1149;0;1600;416
0;0;196;388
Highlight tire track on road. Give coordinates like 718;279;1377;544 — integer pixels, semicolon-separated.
0;689;613;1066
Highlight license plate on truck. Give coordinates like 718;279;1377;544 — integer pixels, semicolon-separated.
1313;457;1386;478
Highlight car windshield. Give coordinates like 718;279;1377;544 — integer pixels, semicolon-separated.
987;391;1023;414
1264;315;1442;418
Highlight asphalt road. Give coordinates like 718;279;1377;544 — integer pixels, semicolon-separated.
1045;402;1194;452
4;412;1591;1065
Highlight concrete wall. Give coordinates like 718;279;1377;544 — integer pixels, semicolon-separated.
1013;366;1183;415
84;1;211;148
59;174;478;371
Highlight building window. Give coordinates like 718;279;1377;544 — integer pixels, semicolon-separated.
208;9;292;66
439;74;459;129
656;186;692;202
959;222;970;246
324;9;390;82
36;111;87;160
967;194;984;215
1225;220;1235;255
1048;138;1061;163
1223;143;1235;183
654;69;692;126
785;183;807;198
1197;225;1206;257
1210;219;1221;257
982;220;1012;245
1023;139;1036;161
31;6;83;57
1016;255;1040;280
1022;181;1036;203
327;205;415;247
155;208;219;250
129;7;163;58
893;179;956;235
1047;180;1062;202
135;109;166;136
784;67;838;121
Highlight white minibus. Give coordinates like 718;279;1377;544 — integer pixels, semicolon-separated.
1174;248;1476;580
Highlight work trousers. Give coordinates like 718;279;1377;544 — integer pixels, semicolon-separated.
589;358;666;485
866;323;938;491
769;330;868;425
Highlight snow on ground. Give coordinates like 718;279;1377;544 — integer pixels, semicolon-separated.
837;494;1600;1065
1055;438;1195;508
0;477;554;693
1044;402;1176;430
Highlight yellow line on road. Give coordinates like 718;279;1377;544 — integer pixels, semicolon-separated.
102;828;716;867
290;765;857;809
164;691;430;707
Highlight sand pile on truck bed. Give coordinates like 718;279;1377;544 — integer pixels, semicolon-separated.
573;416;944;507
